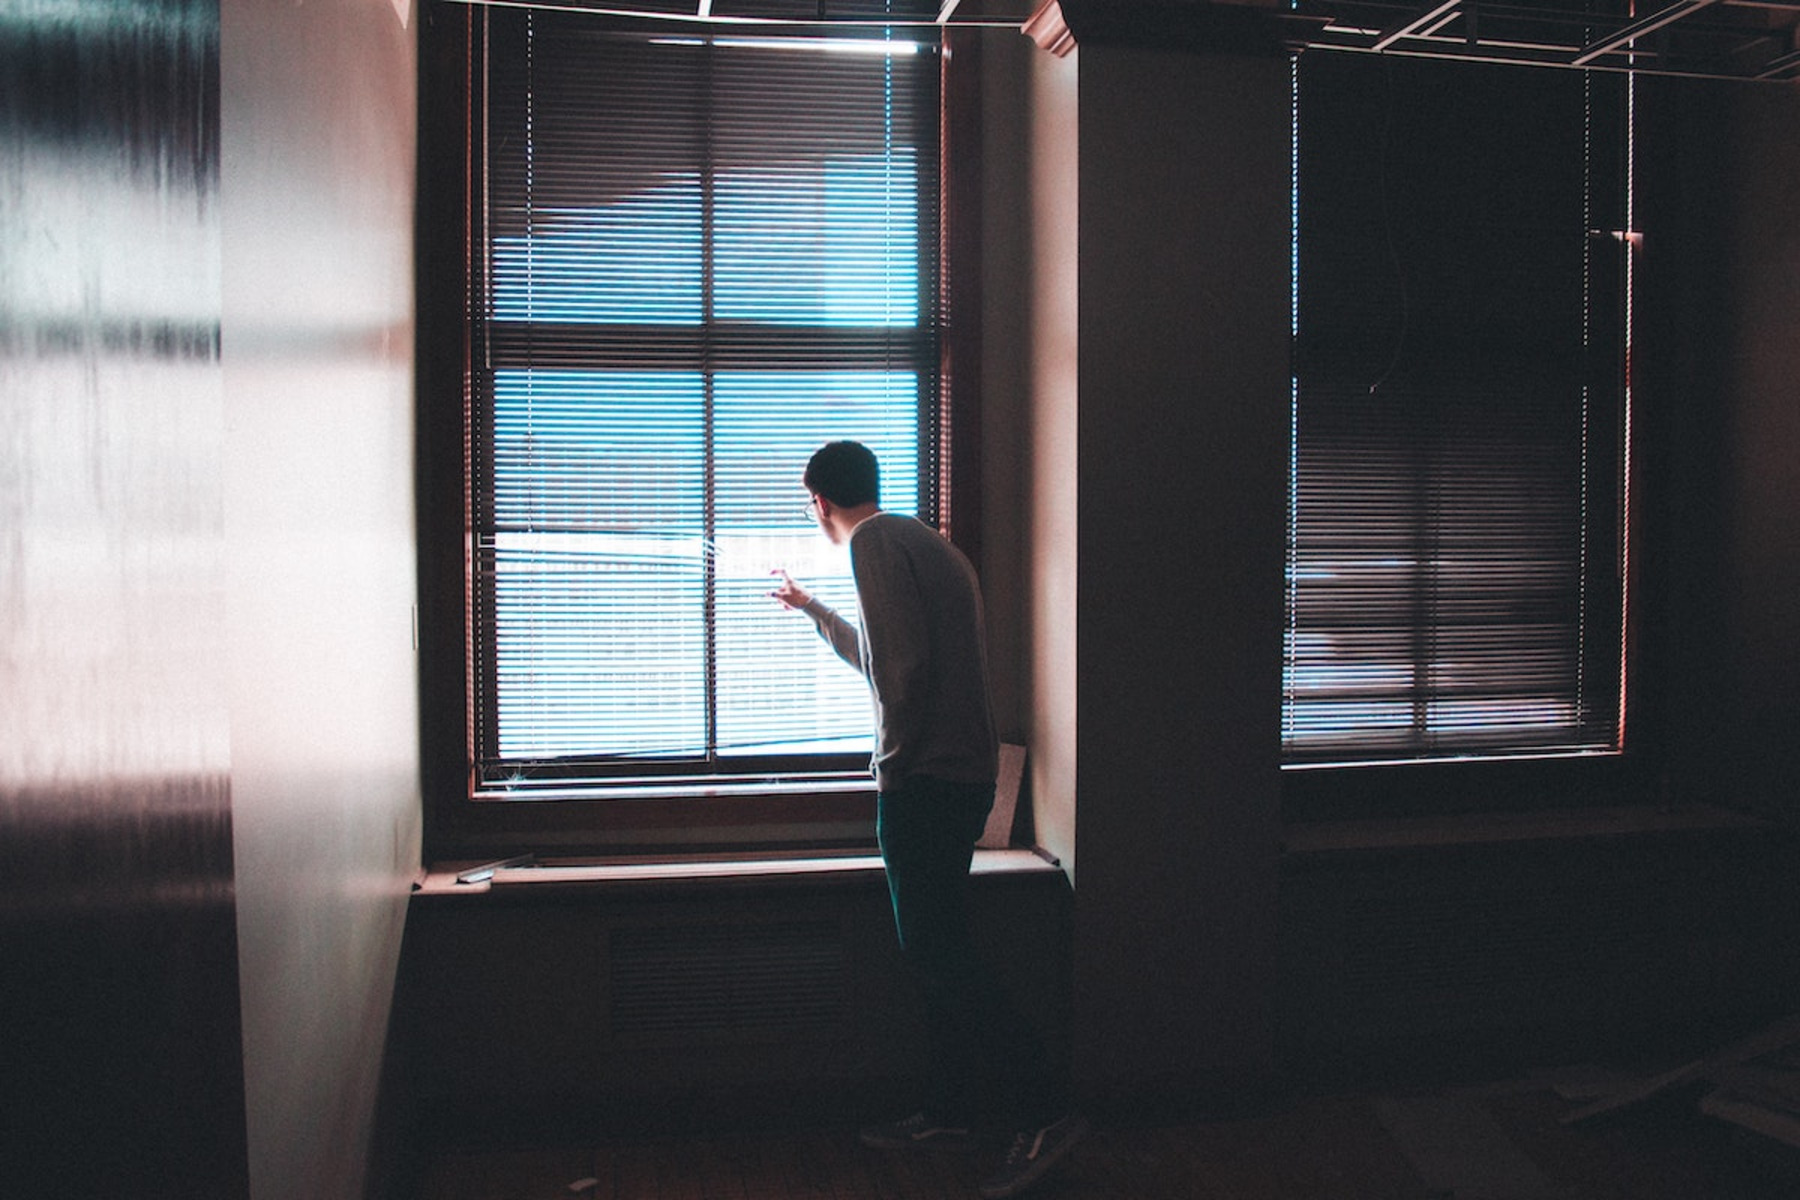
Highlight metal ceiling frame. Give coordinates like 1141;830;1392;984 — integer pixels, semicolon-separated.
440;0;1038;28
1292;0;1800;81
444;0;1800;81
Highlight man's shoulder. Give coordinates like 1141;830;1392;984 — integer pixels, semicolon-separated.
857;516;983;603
852;511;925;548
857;513;966;560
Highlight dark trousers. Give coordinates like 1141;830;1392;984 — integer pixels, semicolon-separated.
876;775;1056;1132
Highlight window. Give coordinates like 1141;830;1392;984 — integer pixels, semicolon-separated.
1285;52;1631;768
446;10;949;804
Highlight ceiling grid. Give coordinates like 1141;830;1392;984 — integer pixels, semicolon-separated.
447;0;1800;81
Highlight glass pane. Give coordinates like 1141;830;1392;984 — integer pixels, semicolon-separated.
493;531;707;759
714;155;920;326
492;370;704;533
713;370;921;757
491;371;707;758
492;183;704;325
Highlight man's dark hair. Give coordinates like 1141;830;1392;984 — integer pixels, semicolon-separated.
804;440;880;507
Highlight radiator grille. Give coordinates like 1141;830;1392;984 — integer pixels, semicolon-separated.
1335;871;1652;1025
1282;847;1668;1046
608;919;849;1043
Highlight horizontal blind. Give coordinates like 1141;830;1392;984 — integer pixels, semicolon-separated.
472;12;940;777
1286;52;1627;764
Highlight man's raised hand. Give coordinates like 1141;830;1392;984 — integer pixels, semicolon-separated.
769;569;813;611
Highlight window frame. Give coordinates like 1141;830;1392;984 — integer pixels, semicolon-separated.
415;7;986;859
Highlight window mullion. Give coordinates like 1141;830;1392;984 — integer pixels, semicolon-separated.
701;43;719;766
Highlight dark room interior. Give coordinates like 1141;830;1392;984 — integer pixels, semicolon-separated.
5;0;1800;1197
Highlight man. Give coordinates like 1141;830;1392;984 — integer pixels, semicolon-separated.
770;440;1087;1200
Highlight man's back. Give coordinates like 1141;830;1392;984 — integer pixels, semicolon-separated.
847;512;997;792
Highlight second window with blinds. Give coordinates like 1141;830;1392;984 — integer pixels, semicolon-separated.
1286;52;1632;774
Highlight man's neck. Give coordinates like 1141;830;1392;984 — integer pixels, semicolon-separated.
828;502;882;544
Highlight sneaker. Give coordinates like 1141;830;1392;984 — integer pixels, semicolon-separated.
858;1110;972;1150
977;1114;1090;1199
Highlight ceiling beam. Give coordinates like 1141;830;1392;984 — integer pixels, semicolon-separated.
1572;0;1721;65
1757;46;1800;77
1372;0;1462;50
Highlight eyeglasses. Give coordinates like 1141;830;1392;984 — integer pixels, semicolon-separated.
803;497;821;521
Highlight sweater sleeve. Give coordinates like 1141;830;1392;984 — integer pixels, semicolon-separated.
848;527;930;779
800;597;866;677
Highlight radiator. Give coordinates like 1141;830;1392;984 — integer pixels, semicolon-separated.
606;918;851;1046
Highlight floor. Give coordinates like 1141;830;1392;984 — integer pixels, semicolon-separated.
411;1072;1800;1200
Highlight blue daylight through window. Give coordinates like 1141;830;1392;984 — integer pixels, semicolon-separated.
473;16;941;777
493;187;705;324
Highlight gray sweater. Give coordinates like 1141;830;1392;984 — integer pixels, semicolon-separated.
800;512;998;792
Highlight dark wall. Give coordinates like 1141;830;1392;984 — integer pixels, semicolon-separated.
1639;79;1800;831
0;2;248;1194
1070;41;1291;1104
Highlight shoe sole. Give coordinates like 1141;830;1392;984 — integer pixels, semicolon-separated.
978;1117;1090;1199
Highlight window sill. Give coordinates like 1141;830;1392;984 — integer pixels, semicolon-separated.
429;777;881;860
468;772;874;804
412;846;1062;900
1282;802;1771;859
